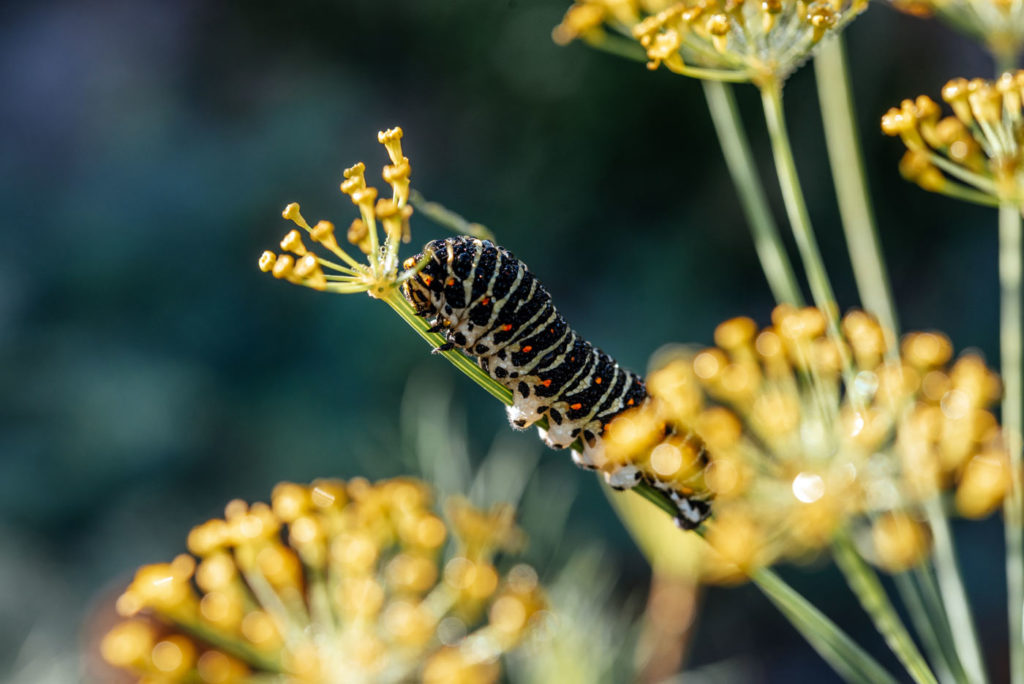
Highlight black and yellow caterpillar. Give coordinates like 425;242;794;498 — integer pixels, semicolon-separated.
402;236;712;529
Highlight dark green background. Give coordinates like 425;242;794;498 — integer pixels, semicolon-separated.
0;0;1011;680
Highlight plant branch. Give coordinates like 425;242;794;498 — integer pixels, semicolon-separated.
702;79;804;307
922;496;988;684
760;80;858;396
1000;202;1024;684
832;530;937;684
814;36;899;350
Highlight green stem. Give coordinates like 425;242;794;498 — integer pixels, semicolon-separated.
892;573;962;684
702;80;804;307
173;617;284;673
831;530;937;684
1000;202;1024;684
383;292;513;406
760;80;857;393
923;496;989;684
748;566;899;684
813;36;899;349
410;190;497;243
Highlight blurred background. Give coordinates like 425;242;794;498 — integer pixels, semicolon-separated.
0;0;1011;680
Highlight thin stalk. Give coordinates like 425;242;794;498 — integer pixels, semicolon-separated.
702;79;805;306
831;530;937;684
410;190;496;243
923;496;989;684
383;292;513;406
912;564;971;684
759;80;858;395
814;35;899;349
748;566;899;684
893;571;963;684
999;202;1024;684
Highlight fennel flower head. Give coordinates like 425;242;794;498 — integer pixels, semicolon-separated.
552;0;868;85
603;306;1010;579
259;127;417;301
883;71;1024;205
100;478;546;683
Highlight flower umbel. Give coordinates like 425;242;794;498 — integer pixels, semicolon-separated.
101;477;545;683
604;306;1010;577
882;72;1024;205
553;0;868;84
259;127;417;300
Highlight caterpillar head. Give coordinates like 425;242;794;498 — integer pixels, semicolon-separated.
401;253;439;317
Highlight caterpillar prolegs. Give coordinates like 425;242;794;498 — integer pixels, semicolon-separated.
401;236;713;529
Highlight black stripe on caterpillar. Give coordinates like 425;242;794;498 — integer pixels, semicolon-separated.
401;235;712;529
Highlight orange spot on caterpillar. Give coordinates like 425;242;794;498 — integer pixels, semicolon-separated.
595;377;603;384
501;324;513;331
522;345;533;353
446;278;456;287
481;297;490;305
570;402;582;410
627;398;635;406
422;275;433;286
541;379;552;387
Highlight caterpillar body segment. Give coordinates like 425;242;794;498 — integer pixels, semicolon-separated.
402;236;712;529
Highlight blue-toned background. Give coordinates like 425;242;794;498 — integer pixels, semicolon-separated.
0;0;1009;681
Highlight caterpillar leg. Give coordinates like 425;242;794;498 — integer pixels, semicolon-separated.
670;496;712;530
568;446;598;470
604;464;641;491
506;403;542;430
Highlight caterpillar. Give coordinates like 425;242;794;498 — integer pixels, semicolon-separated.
401;235;712;529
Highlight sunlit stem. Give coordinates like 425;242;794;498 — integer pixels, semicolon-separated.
702;80;804;307
922;151;1001;197
759;79;859;401
832;530;938;684
410;190;497;243
582;32;753;82
317;258;360;276
814;36;898;353
747;565;899;684
922;496;989;684
663;61;752;83
382;291;513;406
893;570;964;684
935;182;1002;207
173;616;283;672
999;202;1024;684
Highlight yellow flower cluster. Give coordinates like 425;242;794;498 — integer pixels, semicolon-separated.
553;0;867;84
603;306;1010;579
882;72;1024;204
259;127;419;299
888;0;1024;61
101;478;545;683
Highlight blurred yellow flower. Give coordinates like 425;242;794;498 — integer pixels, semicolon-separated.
606;306;1011;579
102;477;545;683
